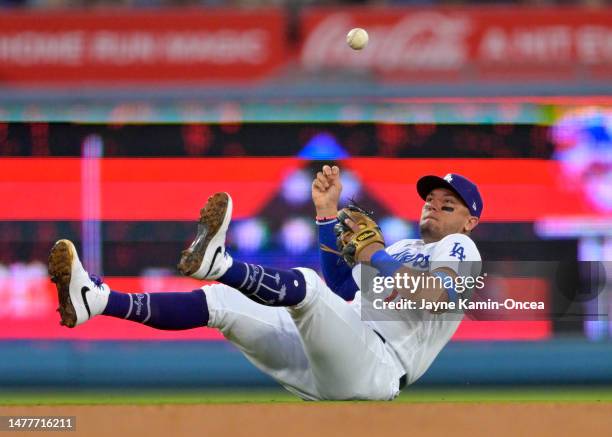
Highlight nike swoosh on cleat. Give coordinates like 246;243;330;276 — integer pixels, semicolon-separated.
204;246;223;278
81;286;92;317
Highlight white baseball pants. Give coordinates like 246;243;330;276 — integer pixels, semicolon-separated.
203;267;405;401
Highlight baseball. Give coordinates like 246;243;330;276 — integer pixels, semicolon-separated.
346;28;369;50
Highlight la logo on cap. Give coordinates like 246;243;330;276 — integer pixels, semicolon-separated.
444;174;453;182
472;201;477;211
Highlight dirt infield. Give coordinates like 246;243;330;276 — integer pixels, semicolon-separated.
5;403;612;437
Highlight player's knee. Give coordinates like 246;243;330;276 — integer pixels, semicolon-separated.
198;283;240;328
291;267;327;308
292;267;321;291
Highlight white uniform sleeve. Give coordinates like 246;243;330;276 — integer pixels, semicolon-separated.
429;233;481;278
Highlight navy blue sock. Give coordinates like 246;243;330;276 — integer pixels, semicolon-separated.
102;289;209;330
219;261;306;306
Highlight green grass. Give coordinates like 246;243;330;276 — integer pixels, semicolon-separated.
2;387;612;405
0;390;298;405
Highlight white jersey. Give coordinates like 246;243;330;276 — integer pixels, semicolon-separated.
350;233;481;384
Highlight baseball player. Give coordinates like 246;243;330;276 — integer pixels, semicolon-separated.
48;165;482;401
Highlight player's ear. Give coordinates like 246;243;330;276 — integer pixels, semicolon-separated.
464;216;479;233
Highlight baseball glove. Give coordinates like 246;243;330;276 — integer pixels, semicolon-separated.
321;203;385;267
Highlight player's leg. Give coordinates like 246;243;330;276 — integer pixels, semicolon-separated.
288;267;405;400
214;262;403;400
179;192;404;400
177;192;308;308
202;282;317;400
49;240;207;330
48;239;318;400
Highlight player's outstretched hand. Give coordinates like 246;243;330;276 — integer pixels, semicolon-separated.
312;165;342;218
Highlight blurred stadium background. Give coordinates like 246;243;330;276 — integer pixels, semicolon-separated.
0;0;611;394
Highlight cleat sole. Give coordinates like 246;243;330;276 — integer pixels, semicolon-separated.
48;239;77;328
178;192;230;277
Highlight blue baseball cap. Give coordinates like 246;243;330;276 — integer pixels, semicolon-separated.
417;173;483;218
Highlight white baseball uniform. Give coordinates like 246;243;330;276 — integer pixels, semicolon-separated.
202;232;481;400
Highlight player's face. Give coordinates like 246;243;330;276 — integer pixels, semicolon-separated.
419;188;478;243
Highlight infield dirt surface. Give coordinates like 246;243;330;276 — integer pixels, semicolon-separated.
5;403;612;437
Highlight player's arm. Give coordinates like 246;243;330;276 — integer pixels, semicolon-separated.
312;165;358;300
317;218;358;300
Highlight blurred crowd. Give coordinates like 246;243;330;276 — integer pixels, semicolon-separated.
0;0;607;8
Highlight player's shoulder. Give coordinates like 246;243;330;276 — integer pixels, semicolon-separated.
437;233;477;247
431;233;481;261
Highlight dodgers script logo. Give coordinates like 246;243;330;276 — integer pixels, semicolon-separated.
449;242;466;261
392;248;430;269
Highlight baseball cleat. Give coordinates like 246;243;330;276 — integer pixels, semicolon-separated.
48;239;110;328
178;192;233;280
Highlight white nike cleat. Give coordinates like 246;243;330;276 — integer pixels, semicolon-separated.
177;192;233;280
48;239;110;328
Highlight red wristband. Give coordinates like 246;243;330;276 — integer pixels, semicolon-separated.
315;215;338;221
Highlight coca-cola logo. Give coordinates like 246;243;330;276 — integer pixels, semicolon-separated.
301;12;471;71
